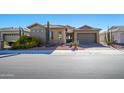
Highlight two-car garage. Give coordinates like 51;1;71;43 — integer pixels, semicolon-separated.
77;33;96;44
74;25;101;44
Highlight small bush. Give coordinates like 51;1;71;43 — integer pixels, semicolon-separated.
107;40;115;45
12;35;41;49
71;40;80;47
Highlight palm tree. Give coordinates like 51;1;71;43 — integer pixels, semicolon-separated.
105;26;112;45
19;27;22;38
46;21;50;45
19;27;24;38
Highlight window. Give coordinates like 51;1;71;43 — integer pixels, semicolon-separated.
32;29;45;32
39;29;44;32
32;29;36;32
49;31;53;40
37;30;40;32
58;31;62;40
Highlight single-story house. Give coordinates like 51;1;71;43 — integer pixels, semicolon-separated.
99;26;124;44
0;27;30;48
27;23;73;44
109;26;124;44
0;23;101;49
27;23;101;44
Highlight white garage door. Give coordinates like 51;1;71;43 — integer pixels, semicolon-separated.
77;33;96;44
120;33;124;43
3;34;19;42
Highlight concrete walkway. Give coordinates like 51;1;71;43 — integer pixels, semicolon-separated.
51;45;124;55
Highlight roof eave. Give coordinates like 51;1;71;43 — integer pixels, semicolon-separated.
27;23;45;28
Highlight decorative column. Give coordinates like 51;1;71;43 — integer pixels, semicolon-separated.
63;30;66;44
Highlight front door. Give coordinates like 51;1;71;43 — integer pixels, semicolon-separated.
66;33;73;43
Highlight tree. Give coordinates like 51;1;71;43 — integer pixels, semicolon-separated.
19;27;22;38
19;27;24;37
46;21;50;45
105;26;113;45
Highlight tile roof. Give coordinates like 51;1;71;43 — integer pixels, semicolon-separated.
44;25;65;28
0;27;30;32
27;23;45;28
27;23;75;29
109;26;124;32
76;25;101;31
0;27;18;31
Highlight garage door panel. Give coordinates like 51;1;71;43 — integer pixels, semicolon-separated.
120;33;124;43
77;33;96;43
4;34;19;42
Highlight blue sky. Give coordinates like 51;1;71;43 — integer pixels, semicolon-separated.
0;14;124;31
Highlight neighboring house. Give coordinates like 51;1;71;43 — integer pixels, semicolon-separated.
0;27;30;48
0;23;101;49
109;26;124;44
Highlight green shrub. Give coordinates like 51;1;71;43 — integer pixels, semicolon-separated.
12;35;41;49
107;41;113;45
71;40;80;47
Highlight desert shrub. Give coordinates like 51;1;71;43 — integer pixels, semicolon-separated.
12;35;41;49
71;40;80;47
107;41;113;45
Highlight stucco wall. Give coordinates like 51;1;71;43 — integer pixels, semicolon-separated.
29;25;46;44
99;32;106;42
113;32;124;44
29;25;67;44
74;30;99;43
120;32;124;43
111;31;124;44
49;28;66;44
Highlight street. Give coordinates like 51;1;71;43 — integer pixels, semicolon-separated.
0;48;124;79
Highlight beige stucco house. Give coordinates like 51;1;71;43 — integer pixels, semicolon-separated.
99;26;124;44
109;26;124;44
27;23;101;44
0;23;101;49
27;23;75;45
0;27;30;48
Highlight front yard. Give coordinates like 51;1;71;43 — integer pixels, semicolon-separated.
29;44;85;50
112;44;124;50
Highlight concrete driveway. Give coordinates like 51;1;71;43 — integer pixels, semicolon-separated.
51;43;124;55
79;43;106;48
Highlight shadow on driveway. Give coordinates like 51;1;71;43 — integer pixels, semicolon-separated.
79;43;107;48
0;54;20;58
0;50;55;55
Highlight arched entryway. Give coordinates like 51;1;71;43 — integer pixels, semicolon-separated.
66;32;74;43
